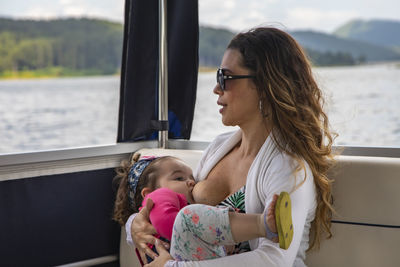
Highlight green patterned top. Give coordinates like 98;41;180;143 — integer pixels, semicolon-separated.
218;186;251;254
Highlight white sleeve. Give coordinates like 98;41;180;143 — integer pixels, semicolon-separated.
165;260;185;267
125;213;138;246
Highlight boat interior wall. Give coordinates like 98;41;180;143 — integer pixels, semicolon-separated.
0;168;120;266
117;148;400;267
118;0;199;142
0;142;157;181
1;144;399;266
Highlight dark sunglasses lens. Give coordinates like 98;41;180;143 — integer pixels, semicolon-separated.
217;69;224;90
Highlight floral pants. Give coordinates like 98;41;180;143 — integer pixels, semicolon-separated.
170;204;236;261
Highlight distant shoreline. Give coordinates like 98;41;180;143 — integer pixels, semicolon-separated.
1;62;398;80
0;67;120;80
0;68;217;80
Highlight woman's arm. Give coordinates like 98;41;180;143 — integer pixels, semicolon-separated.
127;189;187;261
128;198;159;262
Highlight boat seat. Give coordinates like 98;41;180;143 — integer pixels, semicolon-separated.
305;155;400;267
119;149;400;267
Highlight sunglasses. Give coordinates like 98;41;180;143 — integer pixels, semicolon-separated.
216;68;255;91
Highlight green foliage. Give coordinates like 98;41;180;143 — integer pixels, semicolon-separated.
2;17;399;78
199;23;400;68
0;67;112;79
199;26;234;66
305;49;362;66
0;17;123;77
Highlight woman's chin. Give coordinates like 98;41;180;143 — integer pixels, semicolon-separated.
221;116;232;126
222;118;235;127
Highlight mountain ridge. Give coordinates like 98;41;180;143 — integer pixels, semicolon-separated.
334;19;400;49
0;17;399;78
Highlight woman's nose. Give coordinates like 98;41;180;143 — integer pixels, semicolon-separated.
213;84;222;95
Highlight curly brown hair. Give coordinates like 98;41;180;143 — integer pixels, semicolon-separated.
112;153;174;226
228;27;337;250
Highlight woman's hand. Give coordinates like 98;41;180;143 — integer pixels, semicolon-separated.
144;240;173;267
131;198;159;263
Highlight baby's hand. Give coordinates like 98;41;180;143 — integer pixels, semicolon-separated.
263;194;279;243
224;244;236;255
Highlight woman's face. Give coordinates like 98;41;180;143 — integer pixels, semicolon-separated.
156;158;196;203
213;49;261;127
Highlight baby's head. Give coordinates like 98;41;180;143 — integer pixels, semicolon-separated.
128;154;195;212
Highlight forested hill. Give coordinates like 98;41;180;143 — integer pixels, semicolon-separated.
199;23;400;66
334;19;400;51
1;17;400;78
199;26;235;67
290;30;400;63
0;17;123;76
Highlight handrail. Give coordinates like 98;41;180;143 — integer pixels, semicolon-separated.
158;0;168;149
1;142;400;168
0;141;158;166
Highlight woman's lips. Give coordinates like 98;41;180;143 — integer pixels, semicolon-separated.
217;101;226;114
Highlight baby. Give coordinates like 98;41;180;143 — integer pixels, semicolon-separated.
113;154;293;264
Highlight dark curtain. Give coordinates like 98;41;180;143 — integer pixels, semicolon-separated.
0;169;120;266
118;0;199;141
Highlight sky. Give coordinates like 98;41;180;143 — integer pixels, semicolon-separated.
0;0;399;33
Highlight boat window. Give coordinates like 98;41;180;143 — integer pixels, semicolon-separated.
193;1;400;148
0;1;124;154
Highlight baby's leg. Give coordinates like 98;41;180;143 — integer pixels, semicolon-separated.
170;200;282;261
170;204;235;261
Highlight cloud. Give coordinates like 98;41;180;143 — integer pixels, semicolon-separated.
198;0;373;33
59;0;73;4
199;0;277;32
0;0;124;22
63;6;87;17
285;7;358;32
2;0;399;32
24;7;60;20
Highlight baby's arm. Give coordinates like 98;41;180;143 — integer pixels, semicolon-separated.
144;188;188;241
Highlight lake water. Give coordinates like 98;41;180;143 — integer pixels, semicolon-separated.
1;62;399;154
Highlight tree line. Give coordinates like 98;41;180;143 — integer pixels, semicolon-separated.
198;26;364;67
0;18;123;76
0;18;367;78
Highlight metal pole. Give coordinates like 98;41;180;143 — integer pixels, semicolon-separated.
158;0;168;149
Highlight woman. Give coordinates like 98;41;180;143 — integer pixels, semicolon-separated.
129;27;336;267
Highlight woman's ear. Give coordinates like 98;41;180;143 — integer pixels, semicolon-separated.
141;187;152;198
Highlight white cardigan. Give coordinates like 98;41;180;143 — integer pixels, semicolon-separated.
174;130;317;267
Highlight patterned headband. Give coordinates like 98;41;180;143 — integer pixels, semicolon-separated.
127;156;158;208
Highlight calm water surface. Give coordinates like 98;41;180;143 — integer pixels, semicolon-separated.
0;63;399;154
192;62;400;146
